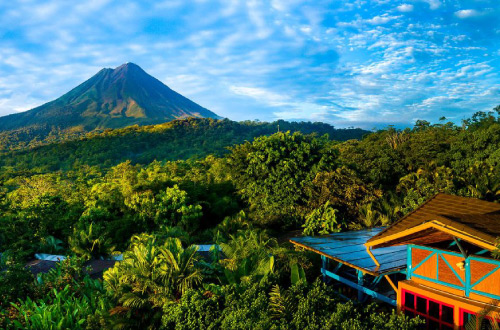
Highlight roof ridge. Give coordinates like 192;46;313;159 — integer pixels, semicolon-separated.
366;194;500;249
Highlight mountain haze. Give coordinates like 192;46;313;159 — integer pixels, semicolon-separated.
0;63;219;136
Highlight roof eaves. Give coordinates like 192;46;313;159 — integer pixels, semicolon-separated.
365;219;497;250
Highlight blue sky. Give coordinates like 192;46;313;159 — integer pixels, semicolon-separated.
0;0;499;128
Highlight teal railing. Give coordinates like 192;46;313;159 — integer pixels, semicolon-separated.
407;244;500;301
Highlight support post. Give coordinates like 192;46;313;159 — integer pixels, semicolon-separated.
332;262;342;274
385;274;398;292
454;237;468;259
322;268;396;306
465;257;471;297
407;245;412;279
321;255;326;282
357;270;364;302
366;246;380;266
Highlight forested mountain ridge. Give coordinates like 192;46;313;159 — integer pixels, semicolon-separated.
0;63;219;148
0;118;368;175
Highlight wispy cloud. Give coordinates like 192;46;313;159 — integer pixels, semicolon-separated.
397;4;414;13
454;9;480;19
0;0;499;128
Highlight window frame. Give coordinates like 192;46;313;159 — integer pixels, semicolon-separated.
401;289;455;330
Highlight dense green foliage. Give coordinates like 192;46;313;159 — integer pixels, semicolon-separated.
162;280;421;330
0;118;366;175
0;108;499;329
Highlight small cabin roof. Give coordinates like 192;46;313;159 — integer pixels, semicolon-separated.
290;228;407;276
25;258;117;279
365;194;500;250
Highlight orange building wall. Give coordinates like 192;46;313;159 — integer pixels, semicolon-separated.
399;280;500;330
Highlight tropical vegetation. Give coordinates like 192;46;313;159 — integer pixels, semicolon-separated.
0;107;499;329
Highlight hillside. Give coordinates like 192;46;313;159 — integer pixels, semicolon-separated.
0;63;219;148
0;118;368;175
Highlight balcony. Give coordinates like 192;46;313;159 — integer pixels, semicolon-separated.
407;245;500;301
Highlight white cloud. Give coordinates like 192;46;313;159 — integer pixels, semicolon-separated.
300;26;312;34
229;85;330;121
229;86;289;106
0;0;499;127
455;63;493;78
454;9;480;19
397;4;413;13
366;15;401;25
424;0;441;10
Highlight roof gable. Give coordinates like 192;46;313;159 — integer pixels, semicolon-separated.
366;194;500;249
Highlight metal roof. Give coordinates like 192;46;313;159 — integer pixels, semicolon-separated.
290;228;407;276
34;253;66;261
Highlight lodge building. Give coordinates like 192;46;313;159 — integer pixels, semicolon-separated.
290;194;500;330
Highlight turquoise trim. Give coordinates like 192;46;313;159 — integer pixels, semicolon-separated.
470;289;500;301
407;246;412;279
371;275;384;287
357;270;364;302
332;262;342;273
469;255;500;266
412;251;436;272
471;265;500;288
439;253;465;285
408;244;500;300
322;269;396;306
436;252;439;280
321;255;327;282
411;273;465;291
465;258;471;297
408;244;462;258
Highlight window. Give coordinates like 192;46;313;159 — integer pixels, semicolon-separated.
442;305;453;324
401;289;455;330
405;291;415;309
429;300;439;319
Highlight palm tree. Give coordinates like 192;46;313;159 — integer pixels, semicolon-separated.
465;162;500;201
68;222;115;260
218;229;277;284
104;235;202;329
38;235;64;254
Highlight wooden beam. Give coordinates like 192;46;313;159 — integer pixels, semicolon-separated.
290;240;382;276
366;246;380;266
453;237;468;259
322;269;396;306
384;274;398;292
365;221;497;251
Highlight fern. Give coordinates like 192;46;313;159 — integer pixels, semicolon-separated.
269;284;285;320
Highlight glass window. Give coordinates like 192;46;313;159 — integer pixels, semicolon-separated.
442;305;453;324
402;290;455;330
429;300;439;319
428;319;440;329
416;296;427;314
404;310;415;319
405;291;415;309
462;311;476;329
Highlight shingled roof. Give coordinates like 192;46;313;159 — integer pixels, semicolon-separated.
365;194;500;250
